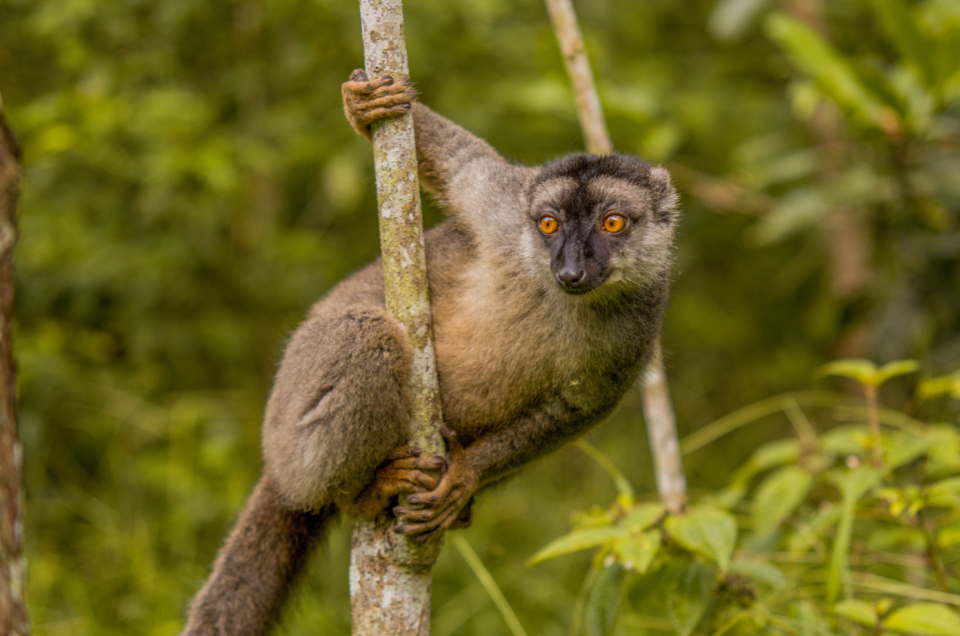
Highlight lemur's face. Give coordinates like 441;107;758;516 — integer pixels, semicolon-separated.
524;155;678;296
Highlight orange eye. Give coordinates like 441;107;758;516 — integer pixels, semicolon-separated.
539;215;559;235
603;214;627;234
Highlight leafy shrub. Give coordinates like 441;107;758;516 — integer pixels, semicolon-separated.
534;361;960;635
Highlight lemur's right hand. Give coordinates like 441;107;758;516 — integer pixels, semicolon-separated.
342;69;417;140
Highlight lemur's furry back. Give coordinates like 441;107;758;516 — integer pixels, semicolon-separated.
181;70;678;636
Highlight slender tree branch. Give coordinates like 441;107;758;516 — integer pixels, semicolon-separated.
545;0;687;513
0;92;30;636
348;2;444;635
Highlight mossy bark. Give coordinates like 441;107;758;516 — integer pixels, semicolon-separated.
349;2;444;635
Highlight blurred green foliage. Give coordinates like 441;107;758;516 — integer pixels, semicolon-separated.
1;0;958;634
538;366;960;635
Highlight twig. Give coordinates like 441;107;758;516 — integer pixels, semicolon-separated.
545;0;687;514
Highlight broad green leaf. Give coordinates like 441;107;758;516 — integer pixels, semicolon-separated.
884;432;932;471
835;599;879;627
816;359;878;386
529;526;627;564
926;425;960;475
884;603;960;635
833;467;884;502
937;522;960;549
766;14;900;133
927;476;960;508
919;372;960;400
821;425;869;456
613;530;661;573
584;564;626;636
658;560;715;636
618;503;665;533
752;464;813;537
875;359;920;387
665;508;738;572
871;0;939;90
732;437;801;486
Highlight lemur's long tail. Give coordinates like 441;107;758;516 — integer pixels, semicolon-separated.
181;476;336;636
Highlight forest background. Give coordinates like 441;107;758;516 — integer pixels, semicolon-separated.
1;0;959;634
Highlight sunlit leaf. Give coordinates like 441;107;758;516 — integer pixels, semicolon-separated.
884;603;960;635
835;599;879;627
817;359;878;386
665;508;738;572
821;425;869;456
919;372;960;400
927;477;960;508
874;360;920;387
884;432;932;471
528;527;627;564
613;530;661;573
618;503;665;533
752;464;813;537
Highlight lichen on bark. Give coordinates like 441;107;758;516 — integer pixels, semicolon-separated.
349;1;444;634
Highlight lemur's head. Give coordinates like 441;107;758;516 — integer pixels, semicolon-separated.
521;154;678;296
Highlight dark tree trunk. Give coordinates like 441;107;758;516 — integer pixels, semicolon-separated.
0;100;29;636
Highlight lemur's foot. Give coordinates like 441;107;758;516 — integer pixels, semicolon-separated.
342;69;417;140
343;446;445;524
393;426;479;544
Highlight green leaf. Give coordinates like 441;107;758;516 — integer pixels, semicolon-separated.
708;0;774;41
871;0;939;90
874;359;920;387
884;603;960;635
752;464;813;537
665;508;738;572
765;14;900;133
919;372;960;400
835;599;879;627
884;432;933;471
827;468;883;602
816;359;878;386
821;425;869;456
584;564;626;636
728;560;787;596
927;477;960;508
613;530;661;573
528;526;627;564
658;560;716;636
618;503;665;533
732;438;801;486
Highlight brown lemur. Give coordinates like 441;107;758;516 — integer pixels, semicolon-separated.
181;69;679;635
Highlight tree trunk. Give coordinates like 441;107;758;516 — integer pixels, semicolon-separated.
349;2;444;634
0;94;30;635
545;0;687;513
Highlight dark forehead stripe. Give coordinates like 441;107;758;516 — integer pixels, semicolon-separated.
534;153;656;190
